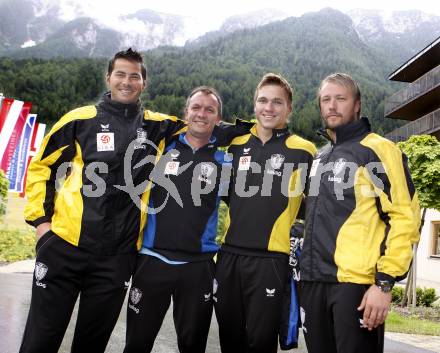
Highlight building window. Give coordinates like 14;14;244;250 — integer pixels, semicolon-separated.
432;222;440;258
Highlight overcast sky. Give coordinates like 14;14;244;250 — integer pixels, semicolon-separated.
83;0;440;19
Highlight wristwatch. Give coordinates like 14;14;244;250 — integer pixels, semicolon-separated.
375;279;393;293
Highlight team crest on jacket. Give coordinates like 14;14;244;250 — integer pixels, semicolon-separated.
332;158;347;175
35;262;48;281
201;163;214;178
270;154;285;170
134;128;148;149
199;163;215;185
136;128;147;143
130;287;142;305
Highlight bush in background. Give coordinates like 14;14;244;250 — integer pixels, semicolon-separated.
0;227;35;262
392;286;404;304
417;287;439;307
392;286;439;307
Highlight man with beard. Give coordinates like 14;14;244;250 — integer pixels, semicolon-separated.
299;73;421;353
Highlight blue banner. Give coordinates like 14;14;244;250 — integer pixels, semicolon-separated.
7;114;36;192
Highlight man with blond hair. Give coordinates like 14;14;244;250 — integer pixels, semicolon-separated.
300;73;421;353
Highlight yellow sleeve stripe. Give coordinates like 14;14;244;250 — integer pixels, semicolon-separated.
50;106;97;136
144;110;181;122
137;138;167;250
285;135;317;156
361;134;411;204
219;207;231;245
361;133;421;277
51;141;84;246
24;144;71;222
229;133;252;146
31;106;96;163
173;126;188;136
268;169;303;254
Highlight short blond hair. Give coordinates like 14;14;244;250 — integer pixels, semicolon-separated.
254;73;293;105
318;73;361;117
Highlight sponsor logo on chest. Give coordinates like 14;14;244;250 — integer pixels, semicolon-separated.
328;158;346;183
97;133;115;152
164;151;180;175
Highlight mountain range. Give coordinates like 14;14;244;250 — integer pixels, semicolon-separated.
0;0;290;57
1;0;439;64
1;2;440;141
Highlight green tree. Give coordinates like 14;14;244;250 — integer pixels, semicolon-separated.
398;135;440;210
397;135;440;307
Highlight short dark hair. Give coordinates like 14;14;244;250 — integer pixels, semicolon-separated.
185;86;223;118
107;48;147;80
254;73;293;105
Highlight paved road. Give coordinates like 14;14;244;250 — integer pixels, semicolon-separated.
0;273;436;353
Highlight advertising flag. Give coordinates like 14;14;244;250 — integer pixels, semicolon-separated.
7;114;37;193
0;99;32;172
19;122;46;197
0;97;16;137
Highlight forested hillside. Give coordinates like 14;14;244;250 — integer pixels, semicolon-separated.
1;8;422;143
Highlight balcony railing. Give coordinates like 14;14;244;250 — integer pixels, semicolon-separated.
385;65;440;117
386;108;440;142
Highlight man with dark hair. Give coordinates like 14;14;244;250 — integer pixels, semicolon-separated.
124;85;230;353
214;73;316;353
299;73;421;353
20;48;185;353
107;47;147;81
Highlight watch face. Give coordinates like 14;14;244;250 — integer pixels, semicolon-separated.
377;280;392;293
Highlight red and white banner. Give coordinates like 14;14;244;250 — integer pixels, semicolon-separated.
0;98;32;173
31;123;46;155
0;98;16;137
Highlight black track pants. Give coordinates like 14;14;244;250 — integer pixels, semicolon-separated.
124;254;215;353
299;281;385;353
19;231;136;353
214;251;289;353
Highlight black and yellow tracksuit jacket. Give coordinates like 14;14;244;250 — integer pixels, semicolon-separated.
220;125;317;256
24;92;252;255
24;93;186;255
300;118;421;285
